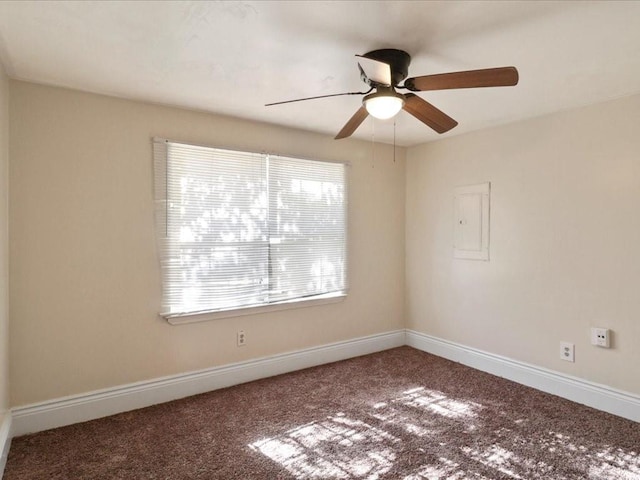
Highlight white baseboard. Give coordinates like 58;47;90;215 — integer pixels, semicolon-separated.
406;330;640;423
9;328;638;441
0;412;11;479
11;330;406;437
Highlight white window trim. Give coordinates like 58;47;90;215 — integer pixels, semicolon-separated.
165;292;347;325
153;137;350;324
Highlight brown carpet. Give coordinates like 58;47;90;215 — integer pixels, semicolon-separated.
5;347;640;479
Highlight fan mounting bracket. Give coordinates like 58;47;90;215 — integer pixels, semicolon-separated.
361;49;411;87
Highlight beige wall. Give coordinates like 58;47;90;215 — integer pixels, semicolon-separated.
0;63;8;415
9;81;406;406
10;77;639;409
406;93;640;395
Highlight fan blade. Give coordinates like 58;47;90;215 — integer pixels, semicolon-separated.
335;106;369;140
266;90;370;106
356;55;392;86
403;94;458;134
404;67;519;91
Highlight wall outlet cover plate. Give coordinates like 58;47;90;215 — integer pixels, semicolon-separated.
560;341;575;362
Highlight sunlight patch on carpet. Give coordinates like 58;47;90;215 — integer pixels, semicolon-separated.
590;445;640;479
461;444;525;479
402;456;491;480
399;387;480;419
249;385;640;480
368;387;482;438
249;413;398;479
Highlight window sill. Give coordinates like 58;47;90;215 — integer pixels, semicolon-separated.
164;293;347;325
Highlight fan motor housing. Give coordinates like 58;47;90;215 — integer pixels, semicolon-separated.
362;49;411;86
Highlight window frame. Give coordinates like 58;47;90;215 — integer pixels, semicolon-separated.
153;137;349;324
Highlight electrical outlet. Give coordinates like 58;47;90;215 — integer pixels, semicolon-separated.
560;342;574;362
591;327;610;348
237;330;246;347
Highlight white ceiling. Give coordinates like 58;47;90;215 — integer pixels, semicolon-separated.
1;1;639;146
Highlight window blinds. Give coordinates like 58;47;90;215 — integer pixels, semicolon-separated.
153;139;347;318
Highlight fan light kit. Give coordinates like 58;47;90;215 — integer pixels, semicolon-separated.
266;48;519;140
363;87;405;119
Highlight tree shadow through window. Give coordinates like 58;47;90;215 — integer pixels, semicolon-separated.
250;387;640;479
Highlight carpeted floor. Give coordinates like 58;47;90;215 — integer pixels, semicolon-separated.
4;347;640;479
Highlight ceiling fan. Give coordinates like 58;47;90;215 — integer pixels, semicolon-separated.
266;49;519;140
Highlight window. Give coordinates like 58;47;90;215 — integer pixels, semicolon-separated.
153;139;348;322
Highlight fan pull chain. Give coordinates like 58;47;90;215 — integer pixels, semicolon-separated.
393;119;396;163
370;117;375;168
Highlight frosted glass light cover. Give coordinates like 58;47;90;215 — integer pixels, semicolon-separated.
364;96;404;119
